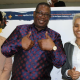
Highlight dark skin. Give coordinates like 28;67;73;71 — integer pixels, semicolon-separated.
34;5;50;31
68;67;80;80
21;5;56;51
21;32;34;50
38;31;55;51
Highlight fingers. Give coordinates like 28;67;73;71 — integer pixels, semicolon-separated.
27;31;31;38
71;67;80;80
38;40;44;50
45;31;48;39
27;40;34;50
22;31;34;50
72;74;80;80
73;67;76;71
38;40;42;49
45;31;50;39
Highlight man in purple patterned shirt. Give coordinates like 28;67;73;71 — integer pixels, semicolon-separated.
1;2;66;80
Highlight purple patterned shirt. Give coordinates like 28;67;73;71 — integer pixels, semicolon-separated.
1;23;66;80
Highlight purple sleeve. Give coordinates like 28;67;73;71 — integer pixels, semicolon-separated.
51;33;66;68
1;26;22;57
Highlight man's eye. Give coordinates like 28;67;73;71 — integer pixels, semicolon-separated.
74;25;79;27
75;26;78;27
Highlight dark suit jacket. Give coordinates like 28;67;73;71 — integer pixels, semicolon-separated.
61;42;74;80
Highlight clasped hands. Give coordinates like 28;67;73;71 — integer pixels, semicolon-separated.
68;67;80;80
21;31;55;51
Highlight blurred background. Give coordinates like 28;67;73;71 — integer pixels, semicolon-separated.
0;0;80;9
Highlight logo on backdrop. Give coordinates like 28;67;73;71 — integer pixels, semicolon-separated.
0;10;80;33
4;11;80;20
6;11;34;20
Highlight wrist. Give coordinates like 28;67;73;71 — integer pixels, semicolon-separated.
68;70;71;76
66;70;71;77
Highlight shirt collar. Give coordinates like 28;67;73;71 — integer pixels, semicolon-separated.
32;23;48;32
70;38;77;47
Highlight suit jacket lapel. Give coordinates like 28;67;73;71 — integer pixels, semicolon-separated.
68;43;74;68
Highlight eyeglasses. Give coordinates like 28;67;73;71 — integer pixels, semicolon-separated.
35;11;51;18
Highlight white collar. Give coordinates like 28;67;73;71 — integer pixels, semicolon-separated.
70;38;77;47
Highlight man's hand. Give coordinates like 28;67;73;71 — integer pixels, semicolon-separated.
68;67;80;80
21;32;34;50
38;31;55;51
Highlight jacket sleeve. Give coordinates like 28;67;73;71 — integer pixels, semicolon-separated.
50;33;66;68
61;42;72;80
1;26;22;57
